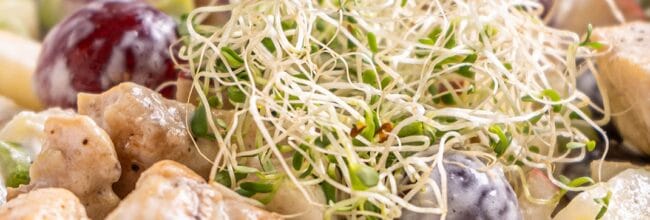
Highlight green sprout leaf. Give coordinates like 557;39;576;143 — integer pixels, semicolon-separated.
438;93;455;105
292;151;304;170
262;37;276;53
214;169;248;188
362;70;379;89
314;135;331;148
358;111;377;143
418;38;435;45
236;188;256;197
321;181;336;203
299;165;313;178
586;140;597;152
221;46;244;68
520;95;534;102
567;176;594;188
228;86;247;103
240;181;274;193
397;121;424;137
234;165;259;174
594;191;612;220
380;76;393;89
528;114;543;124
558;175;595;196
457;53;477;78
565;141;586;150
214;171;232;188
579;24;604;49
190;96;222;139
349;163;379;190
488;125;512;157
367;32;378;53
541;89;562;112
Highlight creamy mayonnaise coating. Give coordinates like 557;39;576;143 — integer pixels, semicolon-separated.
0;108;74;159
0;108;72;205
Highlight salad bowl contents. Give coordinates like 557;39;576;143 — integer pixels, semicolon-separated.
0;0;649;220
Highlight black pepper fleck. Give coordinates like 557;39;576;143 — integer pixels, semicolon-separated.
131;164;140;172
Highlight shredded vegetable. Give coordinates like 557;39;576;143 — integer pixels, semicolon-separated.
176;0;607;218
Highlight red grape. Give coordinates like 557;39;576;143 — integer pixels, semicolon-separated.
34;0;179;108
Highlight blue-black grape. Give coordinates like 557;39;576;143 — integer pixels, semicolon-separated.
402;153;522;220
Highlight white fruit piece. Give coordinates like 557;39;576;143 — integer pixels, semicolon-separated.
518;169;560;220
0;31;43;110
0;0;39;39
0;96;22;128
592;22;650;156
554;169;650;220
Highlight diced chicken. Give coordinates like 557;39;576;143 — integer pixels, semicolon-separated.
8;115;121;219
77;82;218;197
592;22;650;156
0;188;89;220
106;160;281;220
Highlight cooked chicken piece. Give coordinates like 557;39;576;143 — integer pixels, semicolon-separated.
8;115;121;219
0;188;89;220
106;160;281;220
592;22;650;156
548;0;644;34
77;82;219;197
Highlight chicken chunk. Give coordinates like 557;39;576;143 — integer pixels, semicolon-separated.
77;82;218;197
106;160;281;220
8;115;121;219
592;22;650;156
0;188;89;220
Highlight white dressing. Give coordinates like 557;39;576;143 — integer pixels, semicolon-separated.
0;108;74;159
